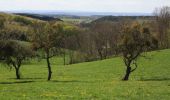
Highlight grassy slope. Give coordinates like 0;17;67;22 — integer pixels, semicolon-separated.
0;49;170;100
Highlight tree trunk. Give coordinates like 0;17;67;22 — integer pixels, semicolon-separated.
123;66;131;81
98;49;103;60
12;62;21;79
104;42;108;59
63;50;66;65
46;50;52;81
63;40;66;65
47;57;52;81
15;67;20;79
69;51;73;64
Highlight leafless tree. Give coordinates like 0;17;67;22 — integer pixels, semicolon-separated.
154;6;170;48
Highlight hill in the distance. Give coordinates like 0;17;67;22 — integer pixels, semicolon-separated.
91;16;154;23
15;13;63;22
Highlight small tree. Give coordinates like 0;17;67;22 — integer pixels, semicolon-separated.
30;21;63;81
0;40;34;79
120;23;157;81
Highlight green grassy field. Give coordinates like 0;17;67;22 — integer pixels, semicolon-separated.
0;49;170;100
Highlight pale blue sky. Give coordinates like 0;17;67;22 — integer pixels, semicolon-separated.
0;0;170;13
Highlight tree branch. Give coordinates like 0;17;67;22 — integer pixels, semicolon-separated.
130;61;138;72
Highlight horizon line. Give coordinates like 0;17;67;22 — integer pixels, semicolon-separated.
0;10;152;16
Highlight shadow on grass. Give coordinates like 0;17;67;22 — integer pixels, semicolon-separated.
51;80;94;83
0;81;34;84
8;78;43;80
140;78;170;81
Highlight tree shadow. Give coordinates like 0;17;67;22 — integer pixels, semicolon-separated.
0;81;34;84
8;78;43;80
140;78;170;81
20;78;43;80
51;80;94;83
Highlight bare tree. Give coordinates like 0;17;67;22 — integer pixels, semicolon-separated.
154;6;170;48
90;21;121;60
62;26;81;64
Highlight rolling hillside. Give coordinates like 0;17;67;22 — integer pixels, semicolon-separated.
0;49;169;99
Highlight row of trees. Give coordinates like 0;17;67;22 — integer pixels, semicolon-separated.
0;6;169;81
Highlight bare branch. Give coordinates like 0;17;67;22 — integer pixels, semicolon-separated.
130;61;138;72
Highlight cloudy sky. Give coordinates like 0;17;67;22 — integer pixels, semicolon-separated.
0;0;170;13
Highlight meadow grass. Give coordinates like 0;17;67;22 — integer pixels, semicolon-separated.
0;49;170;100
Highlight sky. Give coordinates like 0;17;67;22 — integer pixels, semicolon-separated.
0;0;170;13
